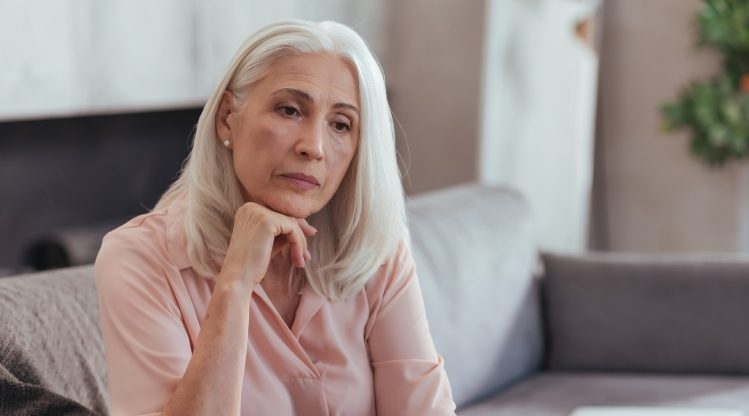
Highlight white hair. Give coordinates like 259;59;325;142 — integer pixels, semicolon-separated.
155;19;407;300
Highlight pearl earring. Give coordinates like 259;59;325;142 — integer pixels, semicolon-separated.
224;140;230;148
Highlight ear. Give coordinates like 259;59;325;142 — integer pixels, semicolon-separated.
216;90;235;147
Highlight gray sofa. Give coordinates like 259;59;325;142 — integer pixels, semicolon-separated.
3;183;749;415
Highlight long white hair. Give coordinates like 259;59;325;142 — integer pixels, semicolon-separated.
155;19;407;300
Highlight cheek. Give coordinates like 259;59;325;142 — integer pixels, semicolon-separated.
254;121;294;155
234;121;292;171
267;115;298;141
325;139;356;181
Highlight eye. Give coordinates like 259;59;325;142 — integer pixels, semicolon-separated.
280;106;299;117
331;121;351;133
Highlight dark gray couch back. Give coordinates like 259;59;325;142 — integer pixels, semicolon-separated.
544;252;749;375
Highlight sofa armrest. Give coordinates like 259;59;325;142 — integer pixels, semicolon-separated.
542;252;749;375
0;265;108;415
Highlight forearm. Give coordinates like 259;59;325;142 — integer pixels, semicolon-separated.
162;277;254;416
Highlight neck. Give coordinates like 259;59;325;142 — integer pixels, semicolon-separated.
267;248;291;280
262;248;304;296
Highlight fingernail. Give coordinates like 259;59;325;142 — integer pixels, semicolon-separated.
311;227;318;234
305;249;311;261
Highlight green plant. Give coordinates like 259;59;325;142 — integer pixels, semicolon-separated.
661;0;749;166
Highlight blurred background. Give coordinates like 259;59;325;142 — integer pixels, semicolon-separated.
0;0;744;276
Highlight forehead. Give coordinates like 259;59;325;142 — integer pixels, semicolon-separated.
258;53;360;104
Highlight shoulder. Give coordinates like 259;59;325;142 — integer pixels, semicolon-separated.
94;207;177;308
97;208;171;269
364;239;418;308
362;238;432;344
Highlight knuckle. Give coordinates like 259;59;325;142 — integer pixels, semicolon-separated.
236;203;256;217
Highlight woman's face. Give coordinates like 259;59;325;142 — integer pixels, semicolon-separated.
216;53;360;219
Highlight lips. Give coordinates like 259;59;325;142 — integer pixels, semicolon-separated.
281;172;320;189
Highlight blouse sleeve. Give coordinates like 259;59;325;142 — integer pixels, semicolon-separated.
365;242;456;416
95;225;192;416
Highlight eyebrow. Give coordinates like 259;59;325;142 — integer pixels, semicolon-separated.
332;102;359;115
273;88;359;115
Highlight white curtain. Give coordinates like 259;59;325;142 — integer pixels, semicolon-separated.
479;0;600;253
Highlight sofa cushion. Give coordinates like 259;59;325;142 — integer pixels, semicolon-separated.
0;265;108;415
406;184;543;408
457;372;749;416
543;252;749;374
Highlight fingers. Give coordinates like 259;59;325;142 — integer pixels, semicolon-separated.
296;218;317;237
296;219;315;263
235;203;317;270
274;216;315;269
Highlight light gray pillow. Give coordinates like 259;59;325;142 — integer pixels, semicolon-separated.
407;184;543;408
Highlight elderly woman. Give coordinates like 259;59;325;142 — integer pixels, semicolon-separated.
95;20;455;416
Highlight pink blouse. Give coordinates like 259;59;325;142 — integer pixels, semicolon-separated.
94;193;456;416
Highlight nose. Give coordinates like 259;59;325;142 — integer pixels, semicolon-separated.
296;118;324;160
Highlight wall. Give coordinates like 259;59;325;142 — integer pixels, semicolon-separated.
590;0;742;252
384;0;486;195
0;0;388;121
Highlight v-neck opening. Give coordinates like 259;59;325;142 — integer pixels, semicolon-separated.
252;283;325;377
254;285;325;343
253;282;325;340
253;283;295;335
290;286;326;338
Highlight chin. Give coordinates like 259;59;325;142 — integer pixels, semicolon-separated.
265;191;320;219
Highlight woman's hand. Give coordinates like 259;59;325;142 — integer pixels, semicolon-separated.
221;202;317;289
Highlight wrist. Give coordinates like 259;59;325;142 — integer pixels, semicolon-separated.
217;265;259;296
